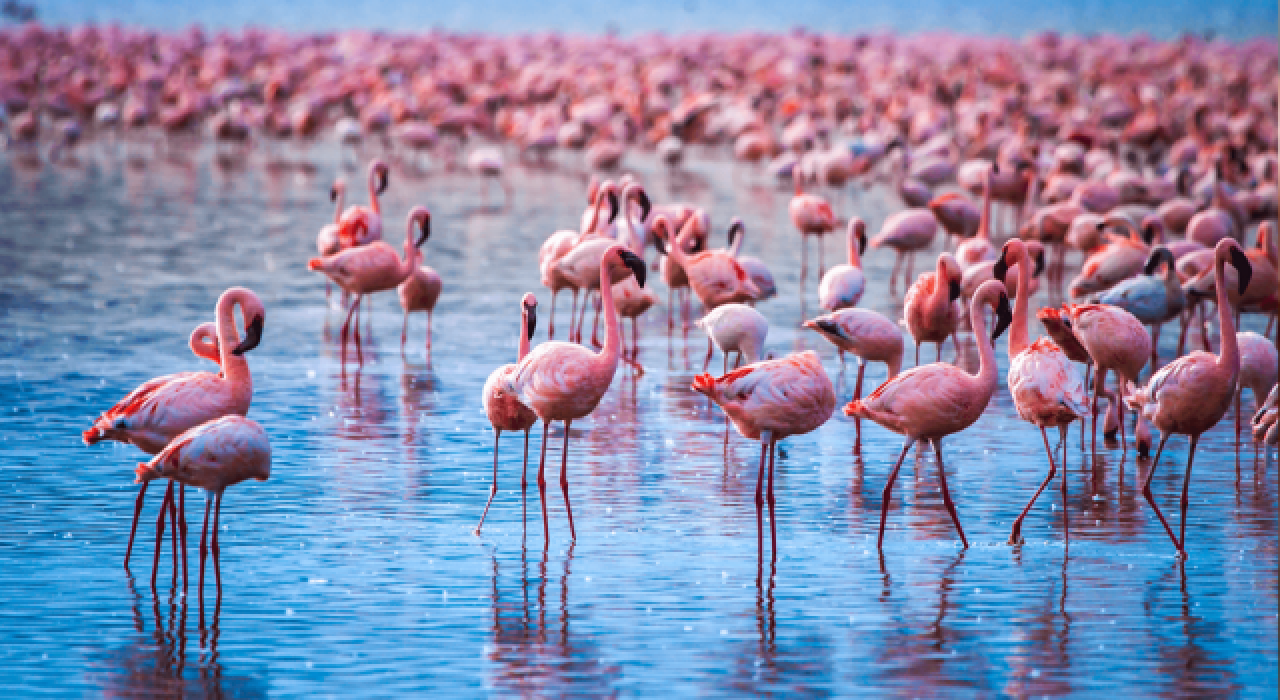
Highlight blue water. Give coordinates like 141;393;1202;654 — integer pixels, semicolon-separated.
0;140;1276;695
31;0;1280;40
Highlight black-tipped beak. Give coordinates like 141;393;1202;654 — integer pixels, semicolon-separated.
728;218;744;247
1141;223;1155;245
329;186;338;202
525;303;537;340
1033;251;1045;277
813;318;844;338
1230;246;1253;295
948;278;962;302
637;190;651;223
620;249;646;287
857;229;868;256
232;315;264;356
416;216;431;248
653;228;667;255
377;169;389;195
992;248;1009;284
991;162;1000;175
607;191;619;225
1143;247;1169;276
991;294;1013;342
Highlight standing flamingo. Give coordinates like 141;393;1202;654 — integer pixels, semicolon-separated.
83;288;265;580
725;219;777;302
697;303;768;373
692;351;835;560
654;213;761;310
995;239;1088;545
504;245;647;540
476;294;539;535
337;159;390;248
904;252;963;365
845;279;1013;548
316;179;347;257
540;182;618;339
954;163;997;269
871;209;940;294
1126;239;1253;557
804;309;904;444
309;207;430;363
397;222;443;358
789;181;835;277
134;415;270;597
1235;332;1278;437
1065;302;1151;455
818;218;867;312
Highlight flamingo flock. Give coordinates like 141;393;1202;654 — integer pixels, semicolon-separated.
65;26;1280;599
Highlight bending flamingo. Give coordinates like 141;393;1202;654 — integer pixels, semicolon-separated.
476;294;539;535
846;279;1012;549
871;208;939;294
804;308;904;444
1126;238;1252;557
789;181;836;277
504;245;647;540
697;302;768;373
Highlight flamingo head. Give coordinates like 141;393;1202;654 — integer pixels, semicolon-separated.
522;293;538;340
650;215;672;255
372;160;390;195
939;253;963;301
1143;246;1176;277
1225;240;1252;295
330;178;345;202
408;206;431;249
727;217;744;248
849;217;867;255
616;248;647;288
991;291;1013;342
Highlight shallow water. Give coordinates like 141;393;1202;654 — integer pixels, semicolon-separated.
0;141;1276;696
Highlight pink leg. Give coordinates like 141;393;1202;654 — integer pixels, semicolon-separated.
767;438;778;560
199;495;211;600
703;336;714;372
1142;433;1180;551
852;361;865;446
1008;426;1058;545
560;419;576;540
755;432;771;567
168;480;179;582
353;297;364;364
1059;425;1069;545
125;481;149;568
878;441;913;549
475;430;501;535
591;294;602;348
1176;434;1199;558
932;439;968;547
537;422;551;540
548;290;558;339
211;493;223;593
151;482;172;589
178;485;188;590
401;311;409;354
521;429;530;523
340;294;359;364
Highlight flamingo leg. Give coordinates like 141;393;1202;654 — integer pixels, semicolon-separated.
914;342;921;367
560;419;576;540
877;441;912;549
767;438;778;560
353;296;364;364
340;294;360;363
179;484;188;590
199;494;211;600
852;360;865;445
426;311;433;360
1091;367;1103;458
631;318;639;362
888;253;902;295
1176;434;1199;557
548;290;558;339
475;429;501;535
755;431;772;567
168;481;179;582
704;336;714;372
1141;433;1180;551
125;481;149;568
537;421;551;540
1008;426;1059;545
152;481;172;589
818;235;825;278
568;289;579;341
521;429;530;517
904;253;915;290
1059;425;1069;546
211;492;222;593
400;311;409;354
590;292;602;348
1176;308;1190;358
667;286;674;331
575;291;590;344
932;439;969;547
1150;323;1161;372
722;349;728;376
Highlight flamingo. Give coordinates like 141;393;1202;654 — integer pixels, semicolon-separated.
1068;215;1153;299
904;252;963;365
654;213;761;310
611;270;660;365
540;182;618;339
1064;302;1151;455
337;159;390;248
503;245;647;540
468;146;511;205
804;308;904;444
725;218;777;302
1235;332;1278;437
397;224;443;357
475;294;539;535
845;279;1013;548
315;179;347;257
309;207;430;363
615;179;652;256
1097;246;1186;369
954;163;997;269
83;288;265;578
929;193;980;241
962;240;1044;301
995;239;1088;545
789;181;836;277
697;303;768;374
1253;386;1279;446
1125;239;1253;557
692;351;835;560
871;208;940;294
818;218;867;312
134;415;270;597
557;191;647;346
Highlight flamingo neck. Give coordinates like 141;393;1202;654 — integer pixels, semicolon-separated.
215;292;252;399
968;292;999;391
978;172;993;241
728;229;744;258
517;308;531;361
846;228;861;269
368;170;381;217
332;188;344;224
1214;249;1240;377
596;261;622;370
582;188;609;239
1009;247;1033;357
1020;171;1039;222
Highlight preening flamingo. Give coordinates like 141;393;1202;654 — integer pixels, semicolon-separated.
871;208;939;293
903;252;963;365
337;159;390;248
845;279;1013;549
995;239;1088;545
135;415;270;597
476;294;539;535
84;288;265;578
804;308;904;444
1126;238;1253;557
309;207;430;363
1064;302;1150;455
397;223;443;357
697;302;768;373
818;218;867;312
503;245;647;540
1068;215;1153;299
692;351;835;560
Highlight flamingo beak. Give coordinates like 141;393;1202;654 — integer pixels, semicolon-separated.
728;218;743;247
416;216;431;248
525;302;537;340
991;293;1013;341
232;315;264;356
377;168;389;195
1229;246;1253;295
652;225;668;255
1141;223;1155;244
329;185;338;202
992;247;1009;284
1033;251;1046;277
1143;248;1165;276
620;249;646;287
607;191;619;225
948;278;962;302
858;229;868;256
637;190;651;222
812;318;844;339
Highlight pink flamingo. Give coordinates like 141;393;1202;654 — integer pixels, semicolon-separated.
692;352;835;560
1068;215;1153;299
654;213;760;311
475;294;539;535
954;163;997;269
504;245;647;540
846;279;1013;549
1126;239;1253;557
560;183;648;345
1065;302;1150;455
698;303;768;373
309;207;430;364
397;224;443;357
789;182;835;277
1253;387;1279;446
337;159;390;248
818;218;867;312
315;178;346;257
540;182;618;339
871;208;940;294
929;192;980;241
83;288;265;580
1235;332;1278;437
804;308;904;444
135;415;270;597
903;252;963;365
996;239;1088;544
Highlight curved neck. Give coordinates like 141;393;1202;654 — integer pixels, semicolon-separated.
1009;247;1032;357
846;227;862;269
398;223;419;283
978;172;993;241
367;169;381;216
215;293;252;393
595;261;622;370
930;258;950;305
581;188;609;239
967;292;999;389
1214;250;1240;375
517;308;531;361
332;187;345;224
